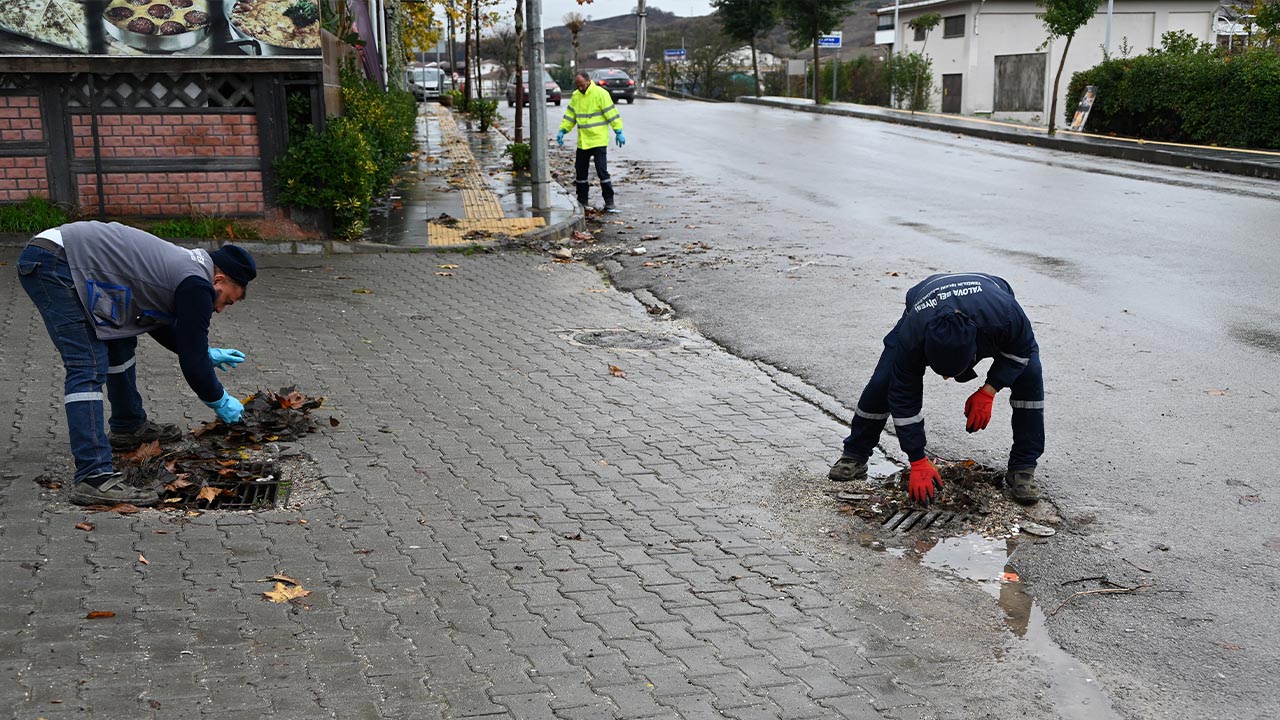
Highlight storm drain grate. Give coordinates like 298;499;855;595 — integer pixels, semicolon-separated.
882;509;968;534
207;461;290;511
573;330;678;350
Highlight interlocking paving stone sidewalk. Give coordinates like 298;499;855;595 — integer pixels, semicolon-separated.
1;249;962;719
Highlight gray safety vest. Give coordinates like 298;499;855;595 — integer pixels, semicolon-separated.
60;221;214;340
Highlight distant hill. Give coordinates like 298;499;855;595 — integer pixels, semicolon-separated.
543;3;883;65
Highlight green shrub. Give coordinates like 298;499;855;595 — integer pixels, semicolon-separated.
150;216;262;241
503;142;531;171
341;64;417;190
468;98;499;131
0;195;70;233
274;116;377;239
889;52;933;111
1068;36;1280;149
444;89;466;111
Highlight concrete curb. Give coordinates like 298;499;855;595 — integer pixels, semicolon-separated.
739;96;1280;181
0;234;437;255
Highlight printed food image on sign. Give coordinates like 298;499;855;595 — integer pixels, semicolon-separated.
0;0;320;57
230;0;320;53
103;0;211;51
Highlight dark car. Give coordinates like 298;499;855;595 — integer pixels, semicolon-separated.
587;68;635;104
506;70;562;107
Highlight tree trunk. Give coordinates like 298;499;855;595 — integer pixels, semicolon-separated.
812;34;820;104
751;38;760;97
573;34;580;73
1048;34;1073;135
463;3;472;104
473;0;482;100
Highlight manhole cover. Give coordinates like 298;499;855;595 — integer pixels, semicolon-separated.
573;330;678;350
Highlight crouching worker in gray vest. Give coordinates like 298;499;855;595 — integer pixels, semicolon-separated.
17;221;257;507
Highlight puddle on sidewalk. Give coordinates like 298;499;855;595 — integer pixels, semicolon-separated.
912;534;1121;720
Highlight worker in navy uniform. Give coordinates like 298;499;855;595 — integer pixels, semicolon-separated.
17;221;256;507
828;273;1044;505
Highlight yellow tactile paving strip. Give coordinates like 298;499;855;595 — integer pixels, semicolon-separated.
428;105;546;246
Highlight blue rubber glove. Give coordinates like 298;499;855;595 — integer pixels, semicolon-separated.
615;130;626;147
204;391;244;424
556;129;565;147
208;347;245;371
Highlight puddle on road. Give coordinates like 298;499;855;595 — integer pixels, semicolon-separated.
916;534;1122;720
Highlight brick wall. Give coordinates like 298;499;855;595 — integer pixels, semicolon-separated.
69;113;265;215
76;170;265;216
70;113;260;160
0;95;49;203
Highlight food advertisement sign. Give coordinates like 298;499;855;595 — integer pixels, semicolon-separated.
0;0;321;57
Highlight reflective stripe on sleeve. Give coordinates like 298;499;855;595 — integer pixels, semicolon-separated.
107;357;136;375
1000;351;1030;365
577;120;614;129
892;413;924;426
65;391;104;404
1010;400;1045;409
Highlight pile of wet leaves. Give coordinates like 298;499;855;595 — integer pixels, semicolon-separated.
110;387;328;512
835;459;1042;539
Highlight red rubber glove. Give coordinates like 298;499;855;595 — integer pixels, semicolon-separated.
964;387;995;433
908;458;943;504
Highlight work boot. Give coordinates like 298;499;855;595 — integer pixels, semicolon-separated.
604;203;619;213
828;456;868;483
1005;467;1040;505
109;419;182;449
68;472;160;507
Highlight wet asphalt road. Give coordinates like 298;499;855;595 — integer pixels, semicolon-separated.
521;97;1280;719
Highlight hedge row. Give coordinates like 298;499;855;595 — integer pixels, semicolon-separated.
1067;39;1280;149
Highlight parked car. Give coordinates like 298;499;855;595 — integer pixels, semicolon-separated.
407;66;447;101
506;70;562;106
587;68;636;104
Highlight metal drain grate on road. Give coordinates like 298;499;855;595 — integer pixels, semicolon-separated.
573;330;678;350
882;509;969;534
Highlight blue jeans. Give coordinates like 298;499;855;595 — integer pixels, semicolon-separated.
842;344;1045;470
17;244;147;482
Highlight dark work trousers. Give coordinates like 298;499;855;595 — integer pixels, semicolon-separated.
17;243;149;482
841;343;1045;470
574;146;613;206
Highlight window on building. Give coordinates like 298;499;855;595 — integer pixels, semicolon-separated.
943;14;965;38
877;16;894;31
913;25;926;41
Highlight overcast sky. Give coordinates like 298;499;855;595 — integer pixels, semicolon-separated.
531;1;715;30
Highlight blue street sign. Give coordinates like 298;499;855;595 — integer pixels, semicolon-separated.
664;48;686;59
818;32;843;48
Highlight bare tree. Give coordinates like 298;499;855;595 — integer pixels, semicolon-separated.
563;12;588;72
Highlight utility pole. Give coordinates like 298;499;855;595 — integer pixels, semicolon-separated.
515;0;525;142
636;0;648;89
525;0;550;210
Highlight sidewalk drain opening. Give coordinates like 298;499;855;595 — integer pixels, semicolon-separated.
207;461;290;511
573;330;678;350
882;509;969;534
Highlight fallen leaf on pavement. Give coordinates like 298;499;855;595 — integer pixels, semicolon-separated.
1203;388;1230;396
197;486;229;503
435;272;454;277
437;264;460;269
1001;571;1020;583
138;554;149;565
886;271;901;276
640;234;660;241
572;231;594;242
1216;641;1245;650
329;417;340;427
352;288;374;294
608;364;626;378
85;611;115;619
85;503;141;515
684;224;701;229
74;522;95;532
587;287;607;293
165;477;194;491
262;582;312;603
120;440;163;463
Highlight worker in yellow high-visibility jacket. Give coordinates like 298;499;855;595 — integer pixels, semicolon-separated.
557;71;625;212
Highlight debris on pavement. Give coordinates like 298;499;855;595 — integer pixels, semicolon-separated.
833;458;1057;540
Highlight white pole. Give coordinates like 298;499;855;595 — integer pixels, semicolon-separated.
891;0;900;106
377;0;389;87
1104;0;1114;56
526;0;549;210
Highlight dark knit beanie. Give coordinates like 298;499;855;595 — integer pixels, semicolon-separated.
210;244;257;289
924;311;977;377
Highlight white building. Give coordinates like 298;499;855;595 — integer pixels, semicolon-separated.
595;47;637;62
725;46;783;69
875;0;1228;122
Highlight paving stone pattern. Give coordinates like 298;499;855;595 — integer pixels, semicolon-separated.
0;250;956;719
